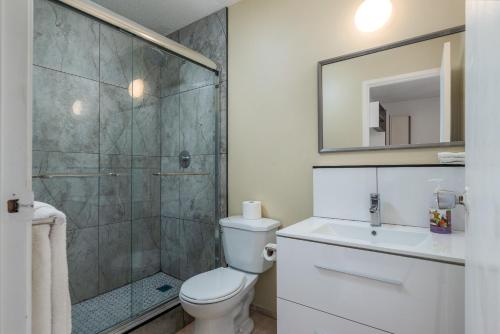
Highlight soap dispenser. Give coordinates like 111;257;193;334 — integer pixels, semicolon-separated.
429;179;452;234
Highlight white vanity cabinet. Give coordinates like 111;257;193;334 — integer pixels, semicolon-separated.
277;237;465;334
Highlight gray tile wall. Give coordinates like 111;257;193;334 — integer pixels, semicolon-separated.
33;0;225;309
159;8;228;280
157;56;218;280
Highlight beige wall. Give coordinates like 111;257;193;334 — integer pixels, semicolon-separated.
228;0;465;316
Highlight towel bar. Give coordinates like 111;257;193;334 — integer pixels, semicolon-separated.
152;172;209;176
32;218;56;226
32;172;125;179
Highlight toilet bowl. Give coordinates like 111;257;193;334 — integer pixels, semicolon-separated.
180;267;258;334
179;216;280;334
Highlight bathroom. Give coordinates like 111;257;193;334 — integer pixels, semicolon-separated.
0;0;498;333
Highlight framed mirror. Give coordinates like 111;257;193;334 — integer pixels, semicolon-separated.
318;26;465;153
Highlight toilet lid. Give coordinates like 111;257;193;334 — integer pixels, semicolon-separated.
180;268;246;304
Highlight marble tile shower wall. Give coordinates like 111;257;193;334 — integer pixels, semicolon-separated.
33;0;221;304
161;8;228;278
169;8;228;218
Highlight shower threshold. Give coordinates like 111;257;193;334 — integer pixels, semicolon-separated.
72;272;183;334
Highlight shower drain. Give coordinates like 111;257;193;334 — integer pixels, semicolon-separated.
156;284;173;293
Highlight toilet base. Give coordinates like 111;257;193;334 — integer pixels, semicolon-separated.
189;287;255;334
193;315;235;334
236;317;254;334
192;317;253;334
234;287;254;334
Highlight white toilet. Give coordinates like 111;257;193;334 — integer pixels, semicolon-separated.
179;216;280;334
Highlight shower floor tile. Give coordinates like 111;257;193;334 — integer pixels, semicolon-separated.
72;272;182;334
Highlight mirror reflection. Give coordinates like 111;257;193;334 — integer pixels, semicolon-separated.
319;27;465;152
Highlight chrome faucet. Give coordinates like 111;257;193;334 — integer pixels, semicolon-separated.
369;193;381;227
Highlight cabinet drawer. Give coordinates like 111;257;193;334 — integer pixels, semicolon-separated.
278;298;389;334
277;237;464;334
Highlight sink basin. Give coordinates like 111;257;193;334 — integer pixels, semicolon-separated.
276;217;465;264
311;222;428;247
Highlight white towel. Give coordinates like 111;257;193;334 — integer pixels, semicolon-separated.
32;202;72;334
32;224;52;334
438;152;465;159
438;152;465;165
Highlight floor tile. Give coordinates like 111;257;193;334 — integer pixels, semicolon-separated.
72;272;182;334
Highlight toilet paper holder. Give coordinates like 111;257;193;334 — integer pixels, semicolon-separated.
263;243;277;262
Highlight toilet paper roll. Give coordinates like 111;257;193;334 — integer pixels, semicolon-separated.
262;243;277;262
242;201;262;220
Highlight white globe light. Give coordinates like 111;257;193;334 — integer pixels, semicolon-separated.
128;79;145;98
355;0;393;32
72;100;82;115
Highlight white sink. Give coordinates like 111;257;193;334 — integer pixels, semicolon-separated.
276;217;466;264
311;222;428;247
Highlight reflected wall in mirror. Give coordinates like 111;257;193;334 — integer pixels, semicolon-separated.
318;26;465;152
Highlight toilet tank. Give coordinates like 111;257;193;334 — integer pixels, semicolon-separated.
220;216;280;274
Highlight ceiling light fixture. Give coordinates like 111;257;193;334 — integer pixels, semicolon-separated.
355;0;393;32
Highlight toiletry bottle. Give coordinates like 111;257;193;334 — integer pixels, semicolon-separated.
429;179;452;234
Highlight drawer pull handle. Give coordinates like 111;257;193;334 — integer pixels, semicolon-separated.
314;264;403;286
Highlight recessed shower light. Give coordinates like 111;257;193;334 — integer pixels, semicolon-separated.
355;0;393;32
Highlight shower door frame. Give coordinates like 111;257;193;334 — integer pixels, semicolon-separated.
0;0;33;333
57;0;218;72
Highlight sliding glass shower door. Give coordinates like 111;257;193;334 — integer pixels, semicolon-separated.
32;0;219;332
129;37;220;317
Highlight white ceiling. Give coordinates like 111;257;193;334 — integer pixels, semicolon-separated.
91;0;241;35
370;75;440;104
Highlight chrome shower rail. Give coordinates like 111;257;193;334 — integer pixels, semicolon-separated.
32;172;125;179
56;0;218;72
152;172;209;176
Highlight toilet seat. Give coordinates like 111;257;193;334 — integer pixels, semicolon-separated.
180;267;246;304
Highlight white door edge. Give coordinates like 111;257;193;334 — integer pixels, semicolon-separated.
0;0;33;333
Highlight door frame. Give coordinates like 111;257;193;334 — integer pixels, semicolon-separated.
0;0;33;333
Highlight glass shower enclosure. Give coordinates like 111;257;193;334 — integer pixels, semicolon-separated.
32;0;220;332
